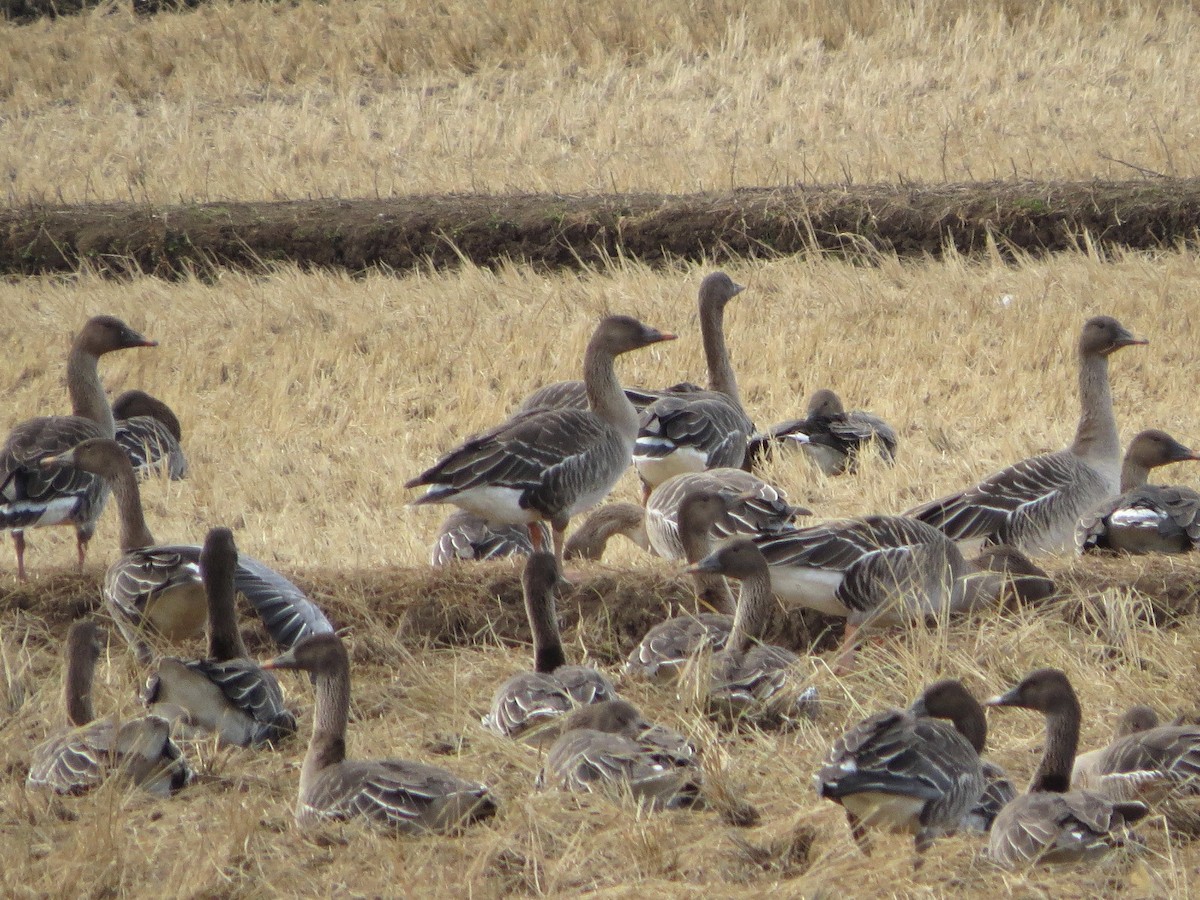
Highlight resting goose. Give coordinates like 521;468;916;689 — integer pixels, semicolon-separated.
633;273;755;497
747;389;899;475
482;552;616;743
39;439;333;661
144;527;297;748
563;502;650;561
430;509;548;567
262;633;497;833
816;679;986;864
687;540;819;726
539;699;703;810
406;315;676;563
27;619;193;796
112;389;189;481
985;668;1149;867
1077;429;1200;554
906;316;1147;555
754;515;1053;672
0;316;156;579
1071;704;1200;804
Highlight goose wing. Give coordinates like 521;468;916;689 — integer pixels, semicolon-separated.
115;416;189;481
481;671;575;740
634;393;754;472
0;416;105;530
988;790;1148;867
1078;485;1200;553
1086;726;1200;801
757;515;941;573
625;613;732;679
543;729;703;809
430;510;537;565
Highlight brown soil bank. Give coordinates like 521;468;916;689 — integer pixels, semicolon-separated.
3;179;1198;278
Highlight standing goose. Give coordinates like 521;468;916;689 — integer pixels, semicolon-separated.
112;389;189;481
1071;704;1200;804
985;669;1150;867
687;540;819;726
482;552;616;743
633;273;755;497
747;389;899;475
27;619;194;796
144;527;297;748
755;515;1053;672
815;679;987;865
1;316;156;579
624;487;749;681
38;439;333;661
262;633;497;833
429;509;549;567
906;316;1147;555
539;699;703;810
406;315;676;563
1077;429;1200;554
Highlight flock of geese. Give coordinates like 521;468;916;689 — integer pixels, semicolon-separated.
5;281;1200;872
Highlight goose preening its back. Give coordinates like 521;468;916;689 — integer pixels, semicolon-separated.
687;540;819;727
539;699;703;810
1;316;156;579
754;515;1053;671
1077;429;1200;554
38;439;332;661
482;552;616;743
27;619;194;796
633;273;755;496
816;679;986;865
144;527;297;748
906;316;1147;555
262;633;497;833
1071;704;1200;804
747;389;899;475
112;389;189;481
406;315;676;563
984;669;1149;867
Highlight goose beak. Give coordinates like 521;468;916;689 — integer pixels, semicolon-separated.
683;554;721;576
122;326;158;349
40;450;73;468
261;647;298;671
908;697;929;718
730;282;746;297
983;687;1021;707
1111;327;1148;351
650;331;678;345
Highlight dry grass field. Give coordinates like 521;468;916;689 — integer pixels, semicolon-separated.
4;2;1200;898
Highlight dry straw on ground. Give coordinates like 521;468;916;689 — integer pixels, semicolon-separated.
5;1;1200;897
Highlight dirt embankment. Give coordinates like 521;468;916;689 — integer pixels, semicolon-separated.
2;179;1198;278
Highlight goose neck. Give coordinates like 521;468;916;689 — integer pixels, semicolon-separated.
108;459;156;552
302;667;350;783
205;566;247;662
1070;352;1120;469
583;344;638;442
527;583;567;674
1031;699;1081;793
66;340;115;439
726;569;773;655
700;300;740;404
1119;456;1151;493
64;648;96;727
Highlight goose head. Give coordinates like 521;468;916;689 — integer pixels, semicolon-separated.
805;388;846;417
1115;704;1159;738
77;315;157;356
590;315;676;356
262;632;348;677
698;272;745;313
1078;316;1147;358
909;679;987;753
1125;429;1200;470
561;698;649;737
985;667;1077;715
686;538;769;581
563;503;648;560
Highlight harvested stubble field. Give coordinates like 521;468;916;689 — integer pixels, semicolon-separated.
5;2;1200;898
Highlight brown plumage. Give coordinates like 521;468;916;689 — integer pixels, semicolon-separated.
112;389;189;481
1072;704;1200;804
748;388;899;475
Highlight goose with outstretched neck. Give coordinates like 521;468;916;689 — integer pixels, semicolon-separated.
985;668;1149;867
1;316;156;579
747;388;899;475
633;273;755;498
112;389;189;481
27;619;193;796
144;527;296;748
1077;429;1200;554
816;679;986;867
483;552;616;743
407;315;675;564
263;633;497;833
907;316;1146;555
687;540;819;727
38;439;332;661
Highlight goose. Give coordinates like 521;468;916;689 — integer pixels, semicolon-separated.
747;389;899;475
907;680;1016;834
406;315;676;563
515;380;679;415
1071;704;1200;804
38;439;333;661
563;502;649;561
27;619;194;796
1;316;156;579
815;679;986;865
754;515;1053;672
539;699;703;810
262;633;497;833
984;668;1150;867
633;273;755;497
906;316;1147;555
1077;429;1200;554
143;527;297;748
482;552;617;743
624;486;749;681
687;540;819;726
112;389;189;481
429;509;549;567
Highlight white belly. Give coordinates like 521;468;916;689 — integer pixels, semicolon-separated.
840;792;925;833
443;485;540;527
633;447;708;489
768;566;850;616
